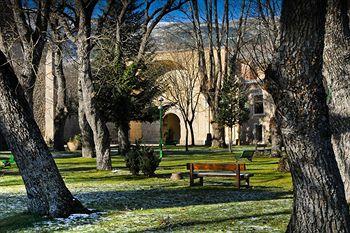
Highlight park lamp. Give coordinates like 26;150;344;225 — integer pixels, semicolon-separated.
158;97;164;159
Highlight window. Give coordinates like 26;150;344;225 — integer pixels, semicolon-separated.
255;124;263;142
253;94;264;114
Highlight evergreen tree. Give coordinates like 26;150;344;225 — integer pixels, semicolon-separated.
217;57;249;152
93;2;161;154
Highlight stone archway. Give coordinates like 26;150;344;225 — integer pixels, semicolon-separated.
163;113;181;145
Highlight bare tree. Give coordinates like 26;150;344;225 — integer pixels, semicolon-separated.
323;0;350;202
265;0;350;231
189;0;248;147
56;0;112;167
0;50;88;217
164;50;201;151
8;0;52;106
49;12;69;151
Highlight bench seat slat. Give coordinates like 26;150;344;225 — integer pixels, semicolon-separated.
194;172;253;178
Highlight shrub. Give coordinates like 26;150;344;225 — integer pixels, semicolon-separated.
125;141;161;177
139;146;161;177
125;147;141;175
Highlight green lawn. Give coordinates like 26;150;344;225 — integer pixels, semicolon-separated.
0;146;292;232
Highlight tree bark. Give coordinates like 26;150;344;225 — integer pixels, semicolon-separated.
10;0;51;107
78;84;95;158
117;121;130;155
188;121;195;146
211;108;225;147
52;45;68;151
76;5;111;170
185;122;189;152
270;116;282;157
265;0;350;231
0;51;88;217
323;0;350;203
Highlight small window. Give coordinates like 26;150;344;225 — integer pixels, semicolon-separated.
255;124;263;142
254;95;264;114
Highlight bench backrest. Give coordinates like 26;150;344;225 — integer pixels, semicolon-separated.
187;163;246;171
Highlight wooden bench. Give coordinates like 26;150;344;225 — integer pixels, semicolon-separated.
186;163;254;189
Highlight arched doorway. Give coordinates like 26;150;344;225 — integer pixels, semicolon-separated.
163;113;181;145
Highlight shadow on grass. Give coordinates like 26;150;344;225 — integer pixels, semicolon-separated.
0;212;45;233
135;209;292;232
77;186;292;212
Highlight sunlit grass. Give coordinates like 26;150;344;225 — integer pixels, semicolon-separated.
0;146;292;232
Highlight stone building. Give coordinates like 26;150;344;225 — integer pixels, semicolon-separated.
39;49;276;147
126;50;276;145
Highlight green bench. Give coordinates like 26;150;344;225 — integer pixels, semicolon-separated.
239;150;255;162
0;154;15;171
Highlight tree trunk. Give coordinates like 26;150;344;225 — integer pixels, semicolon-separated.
185;122;189;152
117;121;130;155
52;45;68;151
270;116;282;157
323;0;350;203
211;109;225;147
265;0;350;231
19;50;37;107
78;81;95;158
0;51;88;217
236;124;241;146
189;121;195;146
76;11;111;170
229;126;232;153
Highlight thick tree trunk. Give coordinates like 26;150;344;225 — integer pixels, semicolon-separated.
78;96;95;158
188;121;195;146
76;11;111;170
266;0;350;231
0;51;88;217
19;50;37;107
270;116;282;157
117;121;130;155
211;109;225;147
323;0;350;203
52;46;68;151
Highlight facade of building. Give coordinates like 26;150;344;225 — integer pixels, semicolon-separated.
40;49;275;146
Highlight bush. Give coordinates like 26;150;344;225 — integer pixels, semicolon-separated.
125;147;141;175
139;146;161;177
125;142;161;177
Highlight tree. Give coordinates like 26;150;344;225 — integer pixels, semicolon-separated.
94;0;187;153
217;57;249;152
0;50;87;217
164;50;201;151
189;0;248;147
240;0;283;153
265;0;350;231
57;0;112;168
6;0;52;106
49;12;69;151
323;0;350;202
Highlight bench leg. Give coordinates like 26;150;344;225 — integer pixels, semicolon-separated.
190;175;194;186
246;178;250;189
199;177;203;186
237;178;241;190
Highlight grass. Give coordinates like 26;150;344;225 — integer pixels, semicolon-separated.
0;146;292;232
